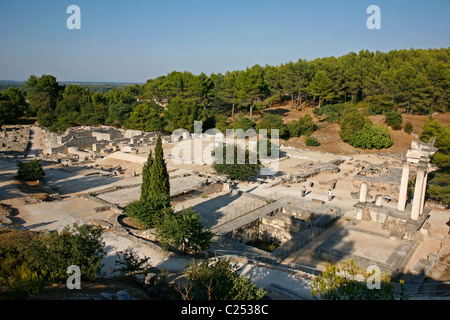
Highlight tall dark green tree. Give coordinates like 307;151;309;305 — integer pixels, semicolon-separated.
149;133;170;197
307;70;335;108
140;149;154;202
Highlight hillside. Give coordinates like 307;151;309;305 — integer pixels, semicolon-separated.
251;101;450;156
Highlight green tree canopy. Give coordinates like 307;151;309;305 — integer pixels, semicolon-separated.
255;113;288;139
125;103;166;132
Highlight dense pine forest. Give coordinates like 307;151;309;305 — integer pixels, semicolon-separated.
0;47;448;133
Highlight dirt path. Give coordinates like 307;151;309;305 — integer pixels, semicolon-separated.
25;125;46;158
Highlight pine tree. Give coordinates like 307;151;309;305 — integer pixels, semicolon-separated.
148;133;170;197
140;149;153;202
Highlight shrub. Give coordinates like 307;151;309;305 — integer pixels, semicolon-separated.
156;207;213;254
125;194;171;229
305;135;320;146
339;109;369;143
310;259;399;300
24;224;105;282
175;257;266;300
287;114;317;137
255;113;287;139
212;143;261;181
404;121;413;134
257;138;279;158
232;116;255;135
114;248;151;276
427;170;450;207
315;103;351;123
349;124;393;150
17;159;45;182
385;111;403;130
0;224;105;297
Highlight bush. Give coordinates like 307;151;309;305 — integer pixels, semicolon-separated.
385;111;403;130
305;135;320;146
175;257;266;300
349;124;393;150
232;116;255;135
212;143;261;181
257;138;279;158
287;114;317;138
339;108;369;143
255;113;287;139
17;159;45;182
114;248;151;276
427;170;450;207
156;207;213;254
0;224;105;297
310;259;399;300
125;194;171;229
24;224;105;283
404;121;413;134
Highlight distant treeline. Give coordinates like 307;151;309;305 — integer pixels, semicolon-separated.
0;47;449;134
0;81;133;93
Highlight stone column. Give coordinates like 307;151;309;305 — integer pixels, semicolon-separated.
359;182;368;203
411;168;426;220
375;195;383;206
398;163;410;212
419;171;429;216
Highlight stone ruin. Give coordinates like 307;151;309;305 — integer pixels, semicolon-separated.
42;126;171;162
218;195;344;260
0;126;31;157
353;138;438;230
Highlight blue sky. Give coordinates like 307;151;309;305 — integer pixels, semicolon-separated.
0;0;449;83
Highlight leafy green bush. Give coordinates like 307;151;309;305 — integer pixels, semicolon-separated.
420;118;450;207
404;121;413;134
420;118;450;170
426;170;450;207
385;111;403;130
114;248;151;276
124;194;171;229
23;224;105;282
232;116;255;138
287;114;317;137
212;143;261;181
255;113;287;139
17;159;45;182
257;138;279;158
0;224;105;297
305;135;320;146
339;108;369;143
156;207;213;254
349;124;393;149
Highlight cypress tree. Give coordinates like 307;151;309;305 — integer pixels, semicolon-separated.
140;149;153;202
149;133;170;198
